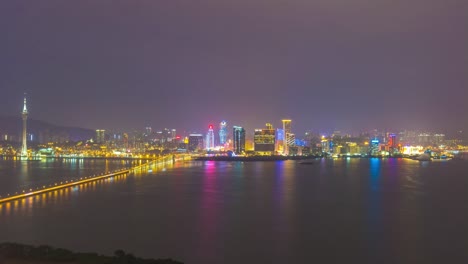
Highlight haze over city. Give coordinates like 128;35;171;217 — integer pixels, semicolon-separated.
1;0;467;134
2;2;468;264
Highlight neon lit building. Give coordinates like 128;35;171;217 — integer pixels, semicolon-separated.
233;126;245;154
254;125;276;155
370;138;380;156
388;133;397;148
276;128;284;153
219;121;227;145
282;119;292;154
206;125;215;150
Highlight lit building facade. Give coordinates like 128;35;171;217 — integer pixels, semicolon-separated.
206;125;215;150
282;119;292;155
188;134;204;152
96;129;106;144
219;121;227;146
321;137;330;154
388;133;397;148
233;126;245;154
275;128;284;153
286;133;295;147
370;138;380;156
254;127;276;155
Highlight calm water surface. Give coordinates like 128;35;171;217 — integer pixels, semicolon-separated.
0;158;136;195
1;158;468;264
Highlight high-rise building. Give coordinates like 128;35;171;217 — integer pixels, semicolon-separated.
286;133;295;147
188;134;204;152
206;125;215;150
282;119;292;155
171;129;177;141
96;129;106;144
21;95;28;157
145;127;152;135
434;134;445;145
282;119;292;134
233;126;245;154
219;121;227;145
370;138;380;156
321;136;330;154
254;125;276;155
388;133;397;149
123;133;129;148
275;128;284;153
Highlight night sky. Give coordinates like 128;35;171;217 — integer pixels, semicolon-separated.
0;1;467;135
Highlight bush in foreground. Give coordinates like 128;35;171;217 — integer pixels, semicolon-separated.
0;243;183;264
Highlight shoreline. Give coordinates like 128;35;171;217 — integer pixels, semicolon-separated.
0;155;159;161
194;155;458;162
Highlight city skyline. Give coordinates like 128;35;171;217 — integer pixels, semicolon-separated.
1;2;468;264
0;1;467;134
1;99;466;142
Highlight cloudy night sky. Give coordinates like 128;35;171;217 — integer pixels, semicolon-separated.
0;0;467;135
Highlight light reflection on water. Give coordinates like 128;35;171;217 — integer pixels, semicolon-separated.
0;158;180;216
0;158;133;195
1;159;468;264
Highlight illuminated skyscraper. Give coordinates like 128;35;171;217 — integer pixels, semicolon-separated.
282;119;292;155
21;95;28;157
96;129;106;144
286;133;295;147
275;128;284;153
321;136;330;153
219;121;227;145
188;134;204;151
254;125;276;155
206;125;215;150
233;126;245;154
370;138;380;156
388;133;397;148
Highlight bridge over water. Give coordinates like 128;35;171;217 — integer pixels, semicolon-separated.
0;154;191;204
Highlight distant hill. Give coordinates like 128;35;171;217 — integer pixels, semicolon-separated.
0;115;94;143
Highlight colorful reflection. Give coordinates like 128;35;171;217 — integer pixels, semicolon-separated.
197;161;220;262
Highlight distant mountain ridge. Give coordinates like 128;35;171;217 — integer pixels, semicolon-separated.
0;115;94;142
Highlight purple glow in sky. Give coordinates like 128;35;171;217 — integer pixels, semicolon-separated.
0;0;467;134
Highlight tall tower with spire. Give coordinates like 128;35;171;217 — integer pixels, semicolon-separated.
21;95;28;157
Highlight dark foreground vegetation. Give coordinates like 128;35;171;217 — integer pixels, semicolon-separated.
0;243;183;264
